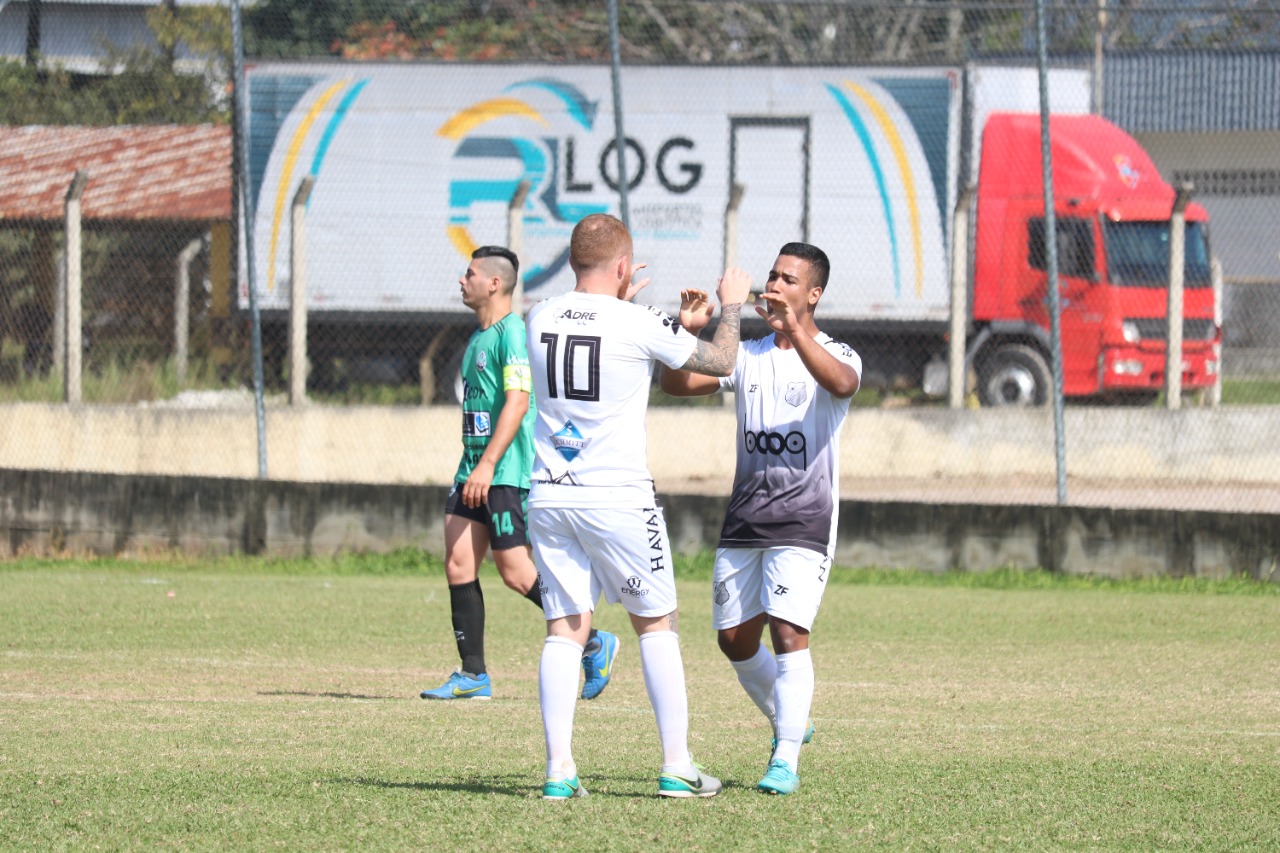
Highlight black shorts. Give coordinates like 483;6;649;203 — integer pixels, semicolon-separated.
445;483;530;551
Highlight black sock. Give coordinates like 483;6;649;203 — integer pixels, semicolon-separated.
449;580;485;676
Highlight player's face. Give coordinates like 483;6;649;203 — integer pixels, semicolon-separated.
459;260;494;310
764;255;820;315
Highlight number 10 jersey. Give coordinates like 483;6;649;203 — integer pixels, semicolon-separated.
525;291;697;508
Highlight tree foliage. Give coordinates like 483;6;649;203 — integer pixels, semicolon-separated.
0;5;230;127
242;0;1280;66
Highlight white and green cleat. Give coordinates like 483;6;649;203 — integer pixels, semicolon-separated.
658;765;722;799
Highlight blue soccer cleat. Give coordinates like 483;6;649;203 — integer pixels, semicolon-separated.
580;630;620;700
756;759;801;796
542;775;588;801
420;670;492;701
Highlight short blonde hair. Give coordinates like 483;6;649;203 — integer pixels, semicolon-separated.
569;213;631;274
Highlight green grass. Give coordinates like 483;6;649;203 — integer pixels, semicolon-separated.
3;553;1279;850
1221;376;1280;405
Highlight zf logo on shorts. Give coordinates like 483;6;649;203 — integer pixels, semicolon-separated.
462;411;492;437
621;576;649;598
743;427;807;469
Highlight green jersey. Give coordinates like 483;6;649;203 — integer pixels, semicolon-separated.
454;312;535;488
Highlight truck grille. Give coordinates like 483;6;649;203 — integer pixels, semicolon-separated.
1129;318;1216;341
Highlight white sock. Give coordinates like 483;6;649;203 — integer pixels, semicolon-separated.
772;648;814;770
539;636;583;779
729;643;778;731
639;630;694;774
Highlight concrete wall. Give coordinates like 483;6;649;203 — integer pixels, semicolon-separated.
1;402;1277;497
2;469;1276;581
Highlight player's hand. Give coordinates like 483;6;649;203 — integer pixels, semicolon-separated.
716;267;752;308
755;291;798;334
678;288;713;334
622;261;651;302
462;460;495;509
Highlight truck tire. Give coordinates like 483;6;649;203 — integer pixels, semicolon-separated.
977;344;1051;407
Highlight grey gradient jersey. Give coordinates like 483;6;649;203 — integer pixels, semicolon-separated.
717;334;862;555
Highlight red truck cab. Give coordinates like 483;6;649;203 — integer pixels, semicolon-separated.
971;112;1218;405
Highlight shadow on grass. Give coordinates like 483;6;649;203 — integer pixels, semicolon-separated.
334;773;748;799
258;690;403;701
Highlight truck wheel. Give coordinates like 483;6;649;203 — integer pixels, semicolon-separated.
978;344;1051;407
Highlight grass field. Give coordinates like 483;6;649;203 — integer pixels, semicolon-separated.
3;553;1279;851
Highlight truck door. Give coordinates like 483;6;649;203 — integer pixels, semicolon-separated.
1027;215;1104;394
729;118;810;281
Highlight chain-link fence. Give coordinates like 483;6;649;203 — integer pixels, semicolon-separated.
0;0;1278;508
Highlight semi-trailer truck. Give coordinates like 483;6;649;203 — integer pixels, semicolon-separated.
245;62;1216;404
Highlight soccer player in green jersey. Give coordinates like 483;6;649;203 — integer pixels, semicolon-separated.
421;246;619;701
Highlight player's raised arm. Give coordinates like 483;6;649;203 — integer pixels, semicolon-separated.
660;289;720;396
676;268;752;378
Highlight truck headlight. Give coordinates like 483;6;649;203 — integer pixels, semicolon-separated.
1121;320;1141;343
1113;359;1143;376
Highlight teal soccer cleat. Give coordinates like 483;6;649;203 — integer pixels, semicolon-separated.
419;671;492;700
542;775;588;800
580;630;620;700
756;759;801;796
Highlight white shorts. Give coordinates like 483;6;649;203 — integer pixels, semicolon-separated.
529;505;678;620
711;546;832;631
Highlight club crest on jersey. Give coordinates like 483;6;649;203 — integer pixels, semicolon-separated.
785;381;808;407
475;350;487;372
552;420;590;462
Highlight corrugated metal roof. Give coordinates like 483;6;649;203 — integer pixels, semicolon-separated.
1104;52;1280;132
0;125;231;222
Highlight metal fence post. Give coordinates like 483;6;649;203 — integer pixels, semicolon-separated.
289;175;315;405
63;170;88;404
948;185;976;409
175;237;202;385
1165;183;1193;410
723;183;745;270
507;179;531;314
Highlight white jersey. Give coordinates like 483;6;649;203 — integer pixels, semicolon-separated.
526;291;698;508
717;333;862;555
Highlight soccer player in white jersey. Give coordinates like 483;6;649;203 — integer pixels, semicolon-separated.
525;213;752;800
660;242;861;796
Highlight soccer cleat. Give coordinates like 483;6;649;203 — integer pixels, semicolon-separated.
580;630;620;700
658;765;723;799
542;775;588;800
419;670;492;701
756;759;801;796
771;719;816;752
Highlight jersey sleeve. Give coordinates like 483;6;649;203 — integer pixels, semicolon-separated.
821;335;863;384
637;304;698;369
500;317;533;393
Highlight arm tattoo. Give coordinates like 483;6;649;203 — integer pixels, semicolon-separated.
666;612;679;633
680;303;741;376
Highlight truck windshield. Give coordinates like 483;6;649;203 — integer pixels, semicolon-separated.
1104;221;1211;288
